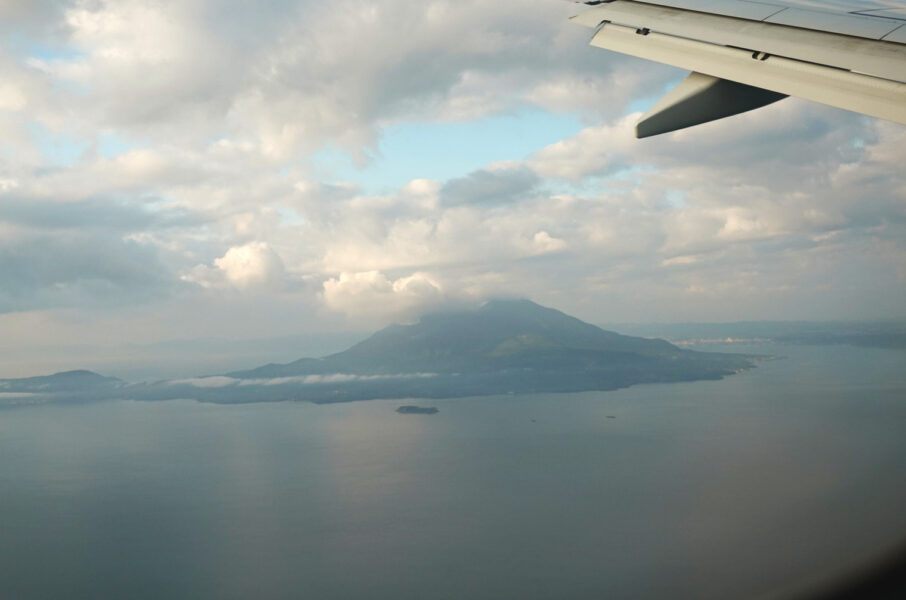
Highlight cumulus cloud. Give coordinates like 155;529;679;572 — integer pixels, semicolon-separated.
440;164;540;206
184;242;286;290
12;0;638;159
528;113;639;180
215;242;285;288
322;271;445;320
531;231;567;255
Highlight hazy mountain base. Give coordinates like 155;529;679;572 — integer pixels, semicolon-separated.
0;355;757;407
0;370;124;406
612;321;906;350
126;353;755;405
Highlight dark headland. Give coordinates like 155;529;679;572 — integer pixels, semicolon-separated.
1;300;759;406
0;370;123;405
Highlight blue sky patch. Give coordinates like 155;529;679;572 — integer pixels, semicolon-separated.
312;108;585;193
27;121;89;167
98;133;133;158
5;33;83;62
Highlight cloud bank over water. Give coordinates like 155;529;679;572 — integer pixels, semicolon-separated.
169;372;439;389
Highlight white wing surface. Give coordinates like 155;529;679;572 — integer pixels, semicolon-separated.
568;0;906;137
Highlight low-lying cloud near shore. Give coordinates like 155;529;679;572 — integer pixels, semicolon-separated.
168;372;439;389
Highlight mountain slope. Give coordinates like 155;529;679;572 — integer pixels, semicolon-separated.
213;300;755;403
230;299;684;378
337;299;681;369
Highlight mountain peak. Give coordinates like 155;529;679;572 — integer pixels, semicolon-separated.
480;297;539;309
478;298;559;316
210;299;756;403
477;298;583;325
312;299;682;374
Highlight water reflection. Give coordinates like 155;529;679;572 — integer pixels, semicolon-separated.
1;343;905;599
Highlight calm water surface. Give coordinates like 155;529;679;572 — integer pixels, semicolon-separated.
2;343;905;599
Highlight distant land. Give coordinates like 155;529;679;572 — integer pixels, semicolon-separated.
610;321;906;350
0;300;764;407
0;370;124;406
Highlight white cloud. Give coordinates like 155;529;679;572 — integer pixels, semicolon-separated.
531;231;567;255
0;82;27;111
322;271;445;319
527;114;639;180
167;372;439;387
169;376;237;388
241;372;438;386
183;242;288;291
213;242;286;290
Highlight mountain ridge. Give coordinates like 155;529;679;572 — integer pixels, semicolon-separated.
2;300;759;406
227;299;685;379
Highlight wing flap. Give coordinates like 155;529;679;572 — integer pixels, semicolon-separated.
571;0;906;82
883;25;906;44
763;6;903;40
590;22;906;126
853;8;906;20
593;0;790;22
574;0;906;41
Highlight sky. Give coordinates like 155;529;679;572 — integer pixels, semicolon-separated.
1;0;905;379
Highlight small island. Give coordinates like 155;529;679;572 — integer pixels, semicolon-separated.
396;405;439;415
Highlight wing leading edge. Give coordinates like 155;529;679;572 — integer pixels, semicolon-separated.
569;0;906;137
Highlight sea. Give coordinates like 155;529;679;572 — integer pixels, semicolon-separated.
2;342;905;600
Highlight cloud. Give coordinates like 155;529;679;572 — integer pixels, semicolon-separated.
51;0;245;139
0;232;180;313
184;241;286;290
167;372;438;388
440;164;540;206
214;242;285;289
10;0;656;160
322;271;445;320
531;231;567;255
245;372;438;386
527;113;638;180
168;376;237;388
0;195;200;232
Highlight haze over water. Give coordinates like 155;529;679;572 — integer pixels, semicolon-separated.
2;342;905;599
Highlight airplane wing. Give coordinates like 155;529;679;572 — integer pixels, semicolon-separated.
567;0;906;137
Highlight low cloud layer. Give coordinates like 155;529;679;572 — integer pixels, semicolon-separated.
169;372;438;388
